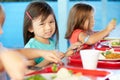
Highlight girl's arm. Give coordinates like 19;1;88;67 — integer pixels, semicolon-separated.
79;19;116;45
16;48;61;63
0;49;26;80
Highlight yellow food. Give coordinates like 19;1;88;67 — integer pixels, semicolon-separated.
105;53;120;59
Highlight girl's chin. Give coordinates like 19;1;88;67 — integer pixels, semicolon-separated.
44;35;53;38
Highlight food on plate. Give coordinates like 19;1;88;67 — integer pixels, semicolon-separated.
51;64;58;72
100;50;120;59
110;40;120;47
100;39;120;47
52;68;87;80
25;74;46;80
25;67;90;80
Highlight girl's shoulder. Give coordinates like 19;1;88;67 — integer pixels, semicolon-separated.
70;29;83;43
71;29;83;37
24;38;37;48
73;29;83;33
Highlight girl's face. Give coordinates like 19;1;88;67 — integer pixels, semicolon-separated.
30;14;56;41
84;11;94;31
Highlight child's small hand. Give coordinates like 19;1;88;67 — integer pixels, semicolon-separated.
42;50;61;63
68;42;82;50
106;19;116;32
65;42;83;57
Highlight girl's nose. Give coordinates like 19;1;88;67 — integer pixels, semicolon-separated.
45;23;51;30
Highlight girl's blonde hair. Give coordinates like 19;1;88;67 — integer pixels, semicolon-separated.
65;3;94;39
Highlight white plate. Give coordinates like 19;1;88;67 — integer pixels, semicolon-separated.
100;39;120;47
25;73;91;80
104;37;120;40
109;39;120;47
99;52;120;61
99;58;120;61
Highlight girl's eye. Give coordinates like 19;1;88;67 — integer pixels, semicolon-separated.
50;20;55;23
39;23;44;26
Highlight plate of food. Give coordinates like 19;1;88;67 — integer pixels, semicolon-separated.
100;39;120;47
99;50;120;61
25;68;91;80
94;40;120;52
109;39;120;47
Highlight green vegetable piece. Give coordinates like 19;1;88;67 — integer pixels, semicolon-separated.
112;42;117;45
68;70;73;74
118;42;120;45
52;64;58;72
51;75;57;79
101;52;105;56
25;74;46;80
105;51;111;55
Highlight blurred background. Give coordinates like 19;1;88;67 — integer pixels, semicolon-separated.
0;0;120;52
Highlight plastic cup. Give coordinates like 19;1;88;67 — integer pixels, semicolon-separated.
80;49;100;70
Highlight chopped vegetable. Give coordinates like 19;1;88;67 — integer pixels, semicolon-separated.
101;51;111;56
68;70;73;74
52;64;58;72
112;42;120;46
25;74;46;80
51;75;57;79
105;51;112;55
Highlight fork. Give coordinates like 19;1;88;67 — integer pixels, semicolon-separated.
73;42;85;55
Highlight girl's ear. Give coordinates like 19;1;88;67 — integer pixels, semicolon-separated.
28;27;34;32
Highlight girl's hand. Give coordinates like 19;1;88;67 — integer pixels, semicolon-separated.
106;19;116;32
65;42;83;57
53;50;65;59
41;50;61;63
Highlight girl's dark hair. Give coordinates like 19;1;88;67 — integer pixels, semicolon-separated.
65;3;94;39
23;1;59;46
0;5;5;27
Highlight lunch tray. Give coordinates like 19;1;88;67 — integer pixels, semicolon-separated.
94;40;120;52
26;65;110;77
67;53;120;69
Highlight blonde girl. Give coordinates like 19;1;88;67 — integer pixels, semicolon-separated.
65;3;116;49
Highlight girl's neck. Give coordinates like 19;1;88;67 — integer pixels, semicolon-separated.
34;37;50;44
